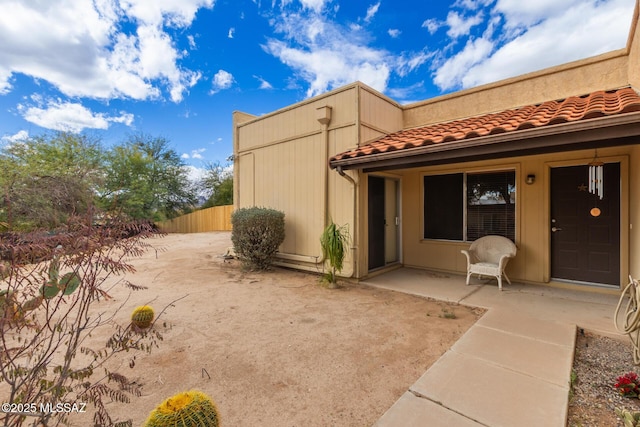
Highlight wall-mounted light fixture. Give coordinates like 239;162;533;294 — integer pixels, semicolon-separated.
526;174;536;185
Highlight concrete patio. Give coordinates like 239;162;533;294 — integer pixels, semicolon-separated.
362;268;625;427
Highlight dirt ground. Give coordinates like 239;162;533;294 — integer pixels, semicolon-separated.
69;232;482;426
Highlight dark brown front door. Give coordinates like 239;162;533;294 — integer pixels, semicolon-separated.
550;163;620;286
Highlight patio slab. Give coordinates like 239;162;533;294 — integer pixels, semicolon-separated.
462;280;621;336
475;308;576;346
450;314;575;386
362;268;481;303
373;391;483;427
363;268;624;427
410;350;569;427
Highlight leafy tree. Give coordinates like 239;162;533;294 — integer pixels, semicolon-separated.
200;161;233;208
100;134;197;221
0;132;104;230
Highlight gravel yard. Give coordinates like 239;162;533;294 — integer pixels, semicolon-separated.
569;331;640;426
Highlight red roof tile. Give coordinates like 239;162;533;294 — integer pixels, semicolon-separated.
330;87;640;163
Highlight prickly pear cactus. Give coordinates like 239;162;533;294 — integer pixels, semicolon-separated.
39;254;81;299
616;407;640;427
131;305;155;329
143;390;220;427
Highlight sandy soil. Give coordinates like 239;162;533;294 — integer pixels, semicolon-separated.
72;232;482;426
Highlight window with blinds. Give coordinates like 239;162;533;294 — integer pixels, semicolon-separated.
466;171;515;241
423;170;516;242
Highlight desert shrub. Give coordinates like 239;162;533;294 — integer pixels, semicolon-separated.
320;221;349;288
231;207;285;270
0;216;168;427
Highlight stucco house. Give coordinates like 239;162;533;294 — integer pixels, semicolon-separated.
233;1;640;292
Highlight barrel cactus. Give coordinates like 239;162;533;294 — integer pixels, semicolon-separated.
144;390;220;427
131;305;155;329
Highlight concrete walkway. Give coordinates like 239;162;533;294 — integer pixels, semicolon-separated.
362;268;624;427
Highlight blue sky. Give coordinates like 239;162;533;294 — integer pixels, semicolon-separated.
0;0;636;177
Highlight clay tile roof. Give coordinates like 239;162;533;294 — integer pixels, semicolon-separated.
330;87;640;164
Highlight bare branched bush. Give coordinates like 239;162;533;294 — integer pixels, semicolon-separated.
0;217;166;427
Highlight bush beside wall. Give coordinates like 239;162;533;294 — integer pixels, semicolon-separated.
231;207;285;270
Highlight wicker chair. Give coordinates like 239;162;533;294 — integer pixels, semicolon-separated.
461;236;517;291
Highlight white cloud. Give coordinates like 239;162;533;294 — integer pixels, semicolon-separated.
387;81;425;102
119;0;214;27
185;164;207;184
254;75;274;89
211;70;235;93
265;7;425;97
396;51;433;77
365;2;381;23
433;37;494;90
17;99;135;133
446;11;483;38
422;18;441;35
299;0;328;13
453;0;494;11
187;35;197;49
228;27;235;38
183;148;206;159
264;38;390;97
388;29;401;38
1;130;29;144
493;0;583;29
431;0;635;91
0;0;213;103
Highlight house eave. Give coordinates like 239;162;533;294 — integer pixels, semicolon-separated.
329;111;640;172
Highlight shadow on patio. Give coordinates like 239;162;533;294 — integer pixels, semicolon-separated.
361;267;622;337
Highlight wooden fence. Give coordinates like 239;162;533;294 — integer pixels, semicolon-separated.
156;204;233;233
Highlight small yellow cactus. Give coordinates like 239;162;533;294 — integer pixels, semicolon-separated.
131;305;154;329
144;390;220;427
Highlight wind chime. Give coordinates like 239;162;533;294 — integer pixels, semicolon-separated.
588;151;604;217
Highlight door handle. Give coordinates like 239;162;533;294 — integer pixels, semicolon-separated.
551;227;562;232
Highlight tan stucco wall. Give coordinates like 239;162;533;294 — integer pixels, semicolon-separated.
393;145;635;289
358;87;403;144
401;52;630;129
628;0;640;88
234;84;368;274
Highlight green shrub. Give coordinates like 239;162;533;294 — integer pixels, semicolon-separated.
320;221;349;288
231;207;285;270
